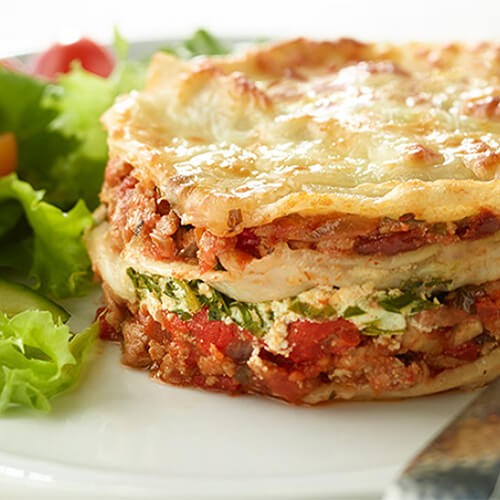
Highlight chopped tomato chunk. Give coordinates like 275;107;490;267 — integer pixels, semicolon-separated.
161;308;247;356
288;318;360;363
161;311;190;335
189;309;241;354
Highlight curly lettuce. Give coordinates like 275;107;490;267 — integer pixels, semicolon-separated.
0;310;98;413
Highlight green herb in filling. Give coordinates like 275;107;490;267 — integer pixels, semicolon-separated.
342;305;365;318
360;325;405;336
289;298;336;319
170;278;201;314
127;267;161;300
377;278;450;314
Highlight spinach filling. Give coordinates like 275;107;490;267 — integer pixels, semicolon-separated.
127;268;269;335
127;268;458;338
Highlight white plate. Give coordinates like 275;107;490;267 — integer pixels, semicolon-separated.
0;40;481;499
0;289;479;499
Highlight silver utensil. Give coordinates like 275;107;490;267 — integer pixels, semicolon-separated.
384;378;500;500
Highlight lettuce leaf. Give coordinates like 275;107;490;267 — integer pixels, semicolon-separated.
0;200;23;238
161;29;229;58
0;310;98;413
0;68;79;209
0;174;93;298
44;30;147;209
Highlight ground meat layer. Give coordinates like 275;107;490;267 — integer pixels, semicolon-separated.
99;283;500;404
101;160;500;273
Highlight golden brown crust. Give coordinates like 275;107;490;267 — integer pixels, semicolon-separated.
102;38;500;235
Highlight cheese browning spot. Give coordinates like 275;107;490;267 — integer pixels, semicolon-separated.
403;143;444;167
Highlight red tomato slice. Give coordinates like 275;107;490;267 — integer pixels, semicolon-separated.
32;38;115;80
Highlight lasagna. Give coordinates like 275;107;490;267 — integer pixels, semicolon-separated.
86;38;500;404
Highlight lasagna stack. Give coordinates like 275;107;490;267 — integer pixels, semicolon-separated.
87;38;500;403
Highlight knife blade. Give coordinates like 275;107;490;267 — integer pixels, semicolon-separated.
383;377;500;500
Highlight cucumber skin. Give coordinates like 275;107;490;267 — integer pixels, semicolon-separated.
0;278;70;323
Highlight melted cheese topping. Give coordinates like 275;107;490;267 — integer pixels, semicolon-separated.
103;38;500;235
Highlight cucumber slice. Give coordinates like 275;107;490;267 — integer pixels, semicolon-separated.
0;278;70;323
